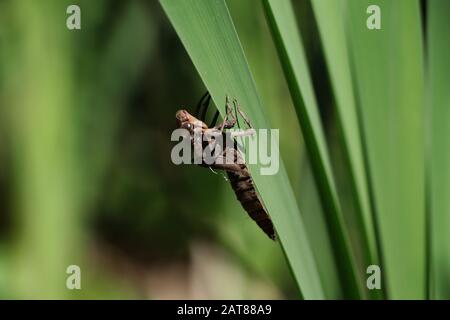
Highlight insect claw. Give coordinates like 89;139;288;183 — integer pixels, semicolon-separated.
209;166;229;181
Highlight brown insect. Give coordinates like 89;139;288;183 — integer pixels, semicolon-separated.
175;93;275;240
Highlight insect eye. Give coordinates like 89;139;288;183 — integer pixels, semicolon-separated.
185;123;192;130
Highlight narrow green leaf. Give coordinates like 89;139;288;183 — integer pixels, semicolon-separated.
428;0;450;300
346;0;426;298
160;0;325;299
263;0;361;298
311;0;382;298
227;0;341;298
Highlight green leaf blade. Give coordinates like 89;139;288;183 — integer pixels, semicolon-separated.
428;0;450;300
311;0;382;299
263;0;361;298
160;0;324;299
346;0;426;299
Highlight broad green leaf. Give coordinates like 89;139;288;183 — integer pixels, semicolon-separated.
428;0;450;300
346;0;426;299
160;0;324;299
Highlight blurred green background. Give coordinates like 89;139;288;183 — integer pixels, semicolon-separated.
0;0;312;299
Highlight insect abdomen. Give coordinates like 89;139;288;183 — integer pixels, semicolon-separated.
227;166;276;240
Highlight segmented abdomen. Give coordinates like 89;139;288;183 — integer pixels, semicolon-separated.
226;162;276;241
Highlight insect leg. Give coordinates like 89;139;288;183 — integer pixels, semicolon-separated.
209;111;220;127
200;94;211;122
216;116;237;132
233;99;253;129
214;96;237;131
226;97;238;125
200;162;244;174
208;166;229;181
196;92;221;127
195;91;210;119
